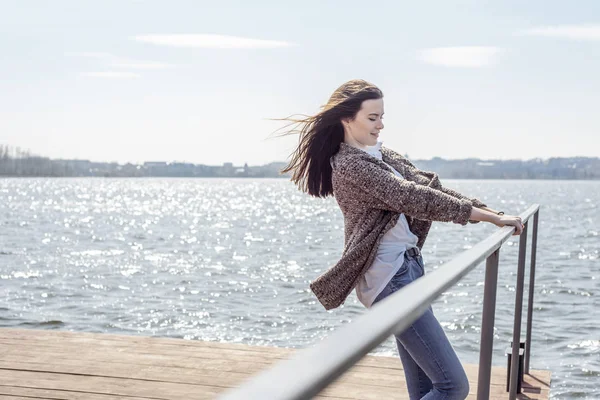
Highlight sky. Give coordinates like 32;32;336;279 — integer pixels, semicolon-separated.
1;0;600;166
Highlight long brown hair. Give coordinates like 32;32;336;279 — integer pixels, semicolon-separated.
275;79;383;198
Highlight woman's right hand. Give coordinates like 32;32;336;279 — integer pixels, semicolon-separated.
494;215;524;235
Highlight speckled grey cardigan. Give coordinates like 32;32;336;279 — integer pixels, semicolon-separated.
310;142;487;310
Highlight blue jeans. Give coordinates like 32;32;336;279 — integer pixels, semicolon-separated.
372;252;470;400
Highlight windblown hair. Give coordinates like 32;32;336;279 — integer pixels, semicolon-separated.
274;79;383;197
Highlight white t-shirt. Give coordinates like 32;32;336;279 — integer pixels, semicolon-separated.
355;141;419;308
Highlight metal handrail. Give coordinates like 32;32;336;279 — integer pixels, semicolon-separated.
219;204;541;400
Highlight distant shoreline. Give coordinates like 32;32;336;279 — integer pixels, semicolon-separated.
1;144;599;179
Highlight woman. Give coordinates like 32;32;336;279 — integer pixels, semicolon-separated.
279;79;524;399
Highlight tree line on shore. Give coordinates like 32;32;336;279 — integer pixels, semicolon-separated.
1;144;599;179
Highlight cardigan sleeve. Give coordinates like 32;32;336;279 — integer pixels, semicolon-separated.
383;147;487;208
405;167;487;224
337;159;473;225
415;169;487;207
388;150;488;209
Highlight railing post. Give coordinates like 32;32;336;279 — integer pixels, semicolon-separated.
525;210;539;374
509;222;528;399
477;248;500;400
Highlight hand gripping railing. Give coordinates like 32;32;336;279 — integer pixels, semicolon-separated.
219;204;541;400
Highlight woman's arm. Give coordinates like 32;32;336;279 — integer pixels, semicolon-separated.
479;205;503;215
388;153;487;208
469;207;524;235
337;159;474;225
406;167;488;222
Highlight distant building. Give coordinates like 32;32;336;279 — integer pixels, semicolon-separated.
171;162;195;168
56;159;91;167
222;162;234;176
144;162;168;167
234;163;250;176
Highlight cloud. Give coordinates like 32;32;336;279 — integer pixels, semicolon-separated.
73;52;115;59
80;72;141;79
70;52;175;70
132;34;293;49
418;46;503;68
520;24;600;41
110;61;175;70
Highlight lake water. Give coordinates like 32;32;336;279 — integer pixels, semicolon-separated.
0;178;598;398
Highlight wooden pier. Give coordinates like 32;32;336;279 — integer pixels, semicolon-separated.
0;328;550;399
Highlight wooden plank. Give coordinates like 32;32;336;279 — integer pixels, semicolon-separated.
0;341;408;377
0;359;250;387
0;369;391;400
0;339;290;366
0;329;295;357
0;336;552;385
0;367;397;400
0;328;550;399
0;385;343;400
0;369;225;400
0;358;550;399
0;347;549;390
0;396;54;400
0;350;550;396
0;331;554;387
0;347;410;386
0;385;155;400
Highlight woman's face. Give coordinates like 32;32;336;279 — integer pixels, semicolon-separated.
342;98;384;149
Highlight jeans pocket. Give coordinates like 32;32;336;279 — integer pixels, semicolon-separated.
390;259;411;287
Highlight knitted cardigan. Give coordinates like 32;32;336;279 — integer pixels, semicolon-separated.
310;142;487;310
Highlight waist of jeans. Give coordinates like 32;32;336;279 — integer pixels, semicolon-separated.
404;246;421;259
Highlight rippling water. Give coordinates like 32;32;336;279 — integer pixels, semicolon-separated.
0;178;598;398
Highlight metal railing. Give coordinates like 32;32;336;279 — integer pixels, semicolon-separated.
219;204;541;400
